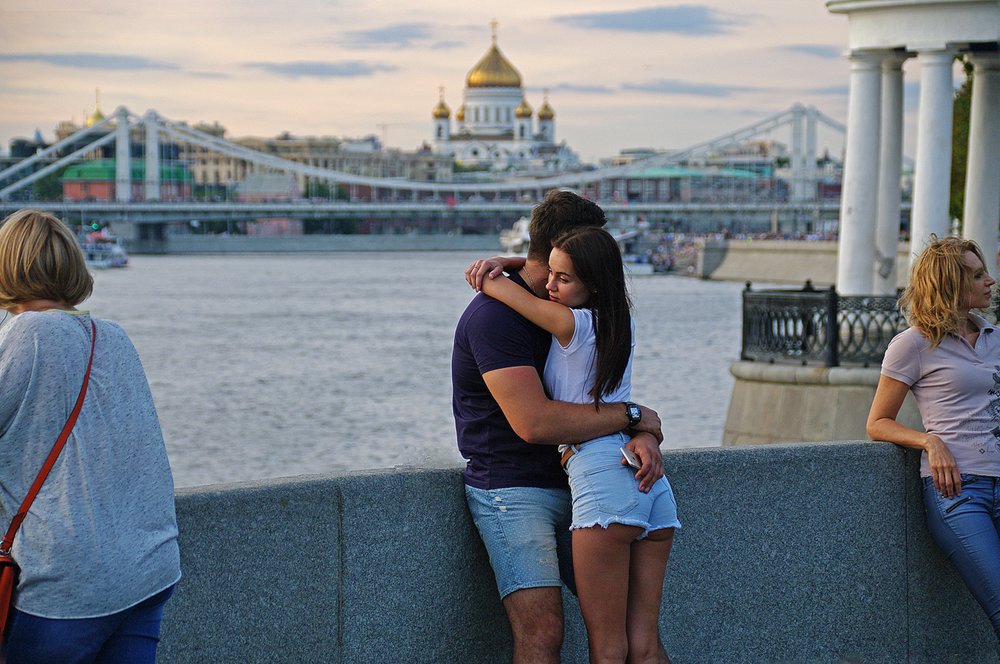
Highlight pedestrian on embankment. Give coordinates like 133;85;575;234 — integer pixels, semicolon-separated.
869;234;1000;642
0;209;180;663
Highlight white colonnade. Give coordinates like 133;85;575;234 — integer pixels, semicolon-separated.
828;0;1000;295
964;52;1000;257
910;48;956;245
874;53;906;295
838;53;883;295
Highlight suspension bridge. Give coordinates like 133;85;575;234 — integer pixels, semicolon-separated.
0;103;854;247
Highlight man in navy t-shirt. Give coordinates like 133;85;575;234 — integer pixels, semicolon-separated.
452;190;663;664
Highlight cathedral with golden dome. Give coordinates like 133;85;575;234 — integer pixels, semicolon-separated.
431;23;580;172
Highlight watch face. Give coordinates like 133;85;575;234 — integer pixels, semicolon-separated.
628;404;641;421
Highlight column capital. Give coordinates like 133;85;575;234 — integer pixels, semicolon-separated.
914;47;957;65
880;51;909;71
969;52;1000;72
847;50;888;69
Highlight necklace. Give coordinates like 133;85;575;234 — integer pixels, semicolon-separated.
520;268;538;294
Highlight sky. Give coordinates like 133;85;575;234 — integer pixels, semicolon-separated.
0;1;935;164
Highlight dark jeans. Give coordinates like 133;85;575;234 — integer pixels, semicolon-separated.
924;474;1000;638
4;584;174;664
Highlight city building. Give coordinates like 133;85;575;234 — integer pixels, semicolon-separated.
432;23;580;173
38;101;454;200
182;125;452;193
61;159;192;202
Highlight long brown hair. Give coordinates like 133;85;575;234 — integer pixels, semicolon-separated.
551;227;632;405
899;235;990;347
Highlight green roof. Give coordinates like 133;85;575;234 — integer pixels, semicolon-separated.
62;159;193;182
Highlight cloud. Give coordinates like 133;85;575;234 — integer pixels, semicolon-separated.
0;53;179;71
189;71;230;80
430;41;464;50
622;79;762;97
783;44;842;59
343;22;436;48
243;61;396;78
805;85;849;96
528;83;615;95
561;5;746;35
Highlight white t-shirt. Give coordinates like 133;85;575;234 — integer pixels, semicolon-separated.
880;313;1000;478
543;308;634;449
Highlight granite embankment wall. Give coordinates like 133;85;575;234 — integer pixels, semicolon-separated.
723;363;925;445
158;442;996;664
697;239;912;287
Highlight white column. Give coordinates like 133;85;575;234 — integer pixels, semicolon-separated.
963;53;1000;270
837;52;882;295
114;106;131;203
910;48;955;252
144;110;160;202
874;53;907;295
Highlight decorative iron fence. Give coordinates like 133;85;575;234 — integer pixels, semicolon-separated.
741;282;907;367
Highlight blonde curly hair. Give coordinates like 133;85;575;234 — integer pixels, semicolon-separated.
899;234;991;348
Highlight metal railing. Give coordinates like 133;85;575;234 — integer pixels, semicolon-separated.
741;282;907;367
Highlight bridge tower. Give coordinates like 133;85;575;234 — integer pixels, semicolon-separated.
145;110;160;202
789;104;819;203
114;106;131;203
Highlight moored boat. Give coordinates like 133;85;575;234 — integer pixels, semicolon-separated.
79;230;128;269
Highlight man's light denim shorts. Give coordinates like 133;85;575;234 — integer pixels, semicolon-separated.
565;434;681;537
465;485;574;599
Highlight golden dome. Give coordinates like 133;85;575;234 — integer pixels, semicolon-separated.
537;92;554;120
456;104;466;122
85;108;105;127
85;88;105;127
466;23;522;88
432;87;451;119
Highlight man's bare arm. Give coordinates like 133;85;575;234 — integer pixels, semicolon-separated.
483;366;662;446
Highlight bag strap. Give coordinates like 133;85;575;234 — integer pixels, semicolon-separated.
0;320;96;555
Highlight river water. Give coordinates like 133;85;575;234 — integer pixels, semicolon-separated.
83;252;742;488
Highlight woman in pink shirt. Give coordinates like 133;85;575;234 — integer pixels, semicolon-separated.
868;235;1000;640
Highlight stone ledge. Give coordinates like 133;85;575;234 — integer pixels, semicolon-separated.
729;359;882;385
158;443;994;664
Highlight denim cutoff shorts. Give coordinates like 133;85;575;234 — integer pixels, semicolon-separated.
465;485;574;599
565;433;681;538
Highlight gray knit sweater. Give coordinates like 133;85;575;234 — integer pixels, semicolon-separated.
0;310;180;618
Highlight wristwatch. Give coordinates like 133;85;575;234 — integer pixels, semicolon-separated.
625;402;642;427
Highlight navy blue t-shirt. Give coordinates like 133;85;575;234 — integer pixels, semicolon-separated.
452;274;568;489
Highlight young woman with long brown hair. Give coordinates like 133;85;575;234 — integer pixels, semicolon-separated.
467;226;679;664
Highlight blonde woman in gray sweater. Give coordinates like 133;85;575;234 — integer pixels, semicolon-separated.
0;210;180;663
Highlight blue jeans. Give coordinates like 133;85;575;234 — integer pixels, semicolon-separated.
923;475;1000;638
465;485;575;599
4;585;175;664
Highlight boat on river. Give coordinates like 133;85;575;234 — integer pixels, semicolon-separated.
499;217;530;254
79;230;129;269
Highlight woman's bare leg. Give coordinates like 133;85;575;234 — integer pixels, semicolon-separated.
625;528;674;664
573;523;644;664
